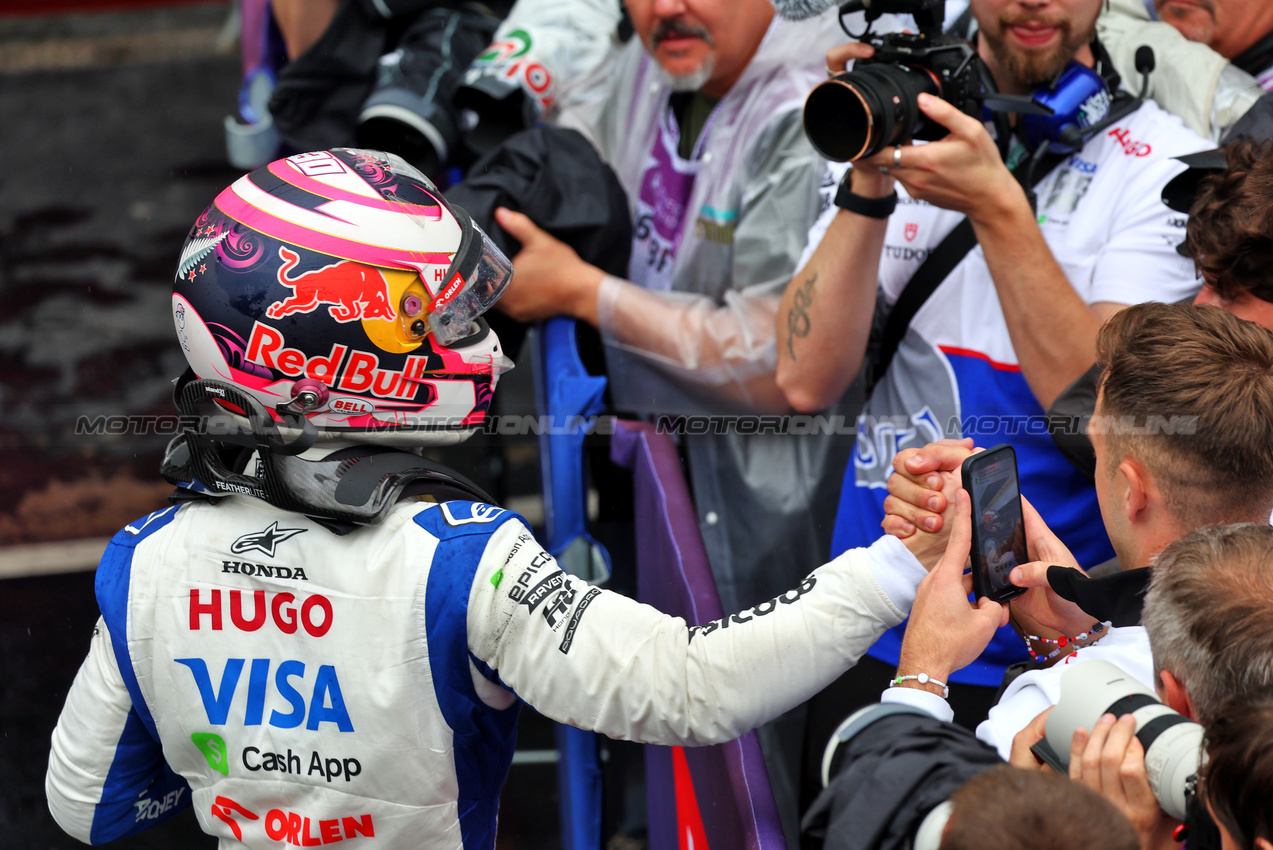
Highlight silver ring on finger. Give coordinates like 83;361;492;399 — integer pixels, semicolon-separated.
894;145;902;169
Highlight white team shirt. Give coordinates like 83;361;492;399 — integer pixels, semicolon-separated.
975;626;1155;758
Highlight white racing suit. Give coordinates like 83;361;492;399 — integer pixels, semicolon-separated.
46;495;922;848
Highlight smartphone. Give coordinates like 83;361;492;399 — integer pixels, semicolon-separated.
961;444;1028;603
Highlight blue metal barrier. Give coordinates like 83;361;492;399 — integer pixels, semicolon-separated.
533;316;611;850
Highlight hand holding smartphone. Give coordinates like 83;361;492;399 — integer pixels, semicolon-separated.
960;444;1028;603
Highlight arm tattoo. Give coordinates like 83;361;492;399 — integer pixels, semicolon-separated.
786;272;817;360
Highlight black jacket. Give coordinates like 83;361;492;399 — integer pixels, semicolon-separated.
803;708;1003;850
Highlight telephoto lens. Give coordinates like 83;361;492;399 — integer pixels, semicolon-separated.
803;63;941;162
1046;660;1205;820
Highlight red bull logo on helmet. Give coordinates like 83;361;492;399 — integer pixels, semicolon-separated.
246;322;436;403
266;248;397;323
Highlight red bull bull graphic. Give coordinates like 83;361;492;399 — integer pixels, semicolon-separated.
267;248;397;323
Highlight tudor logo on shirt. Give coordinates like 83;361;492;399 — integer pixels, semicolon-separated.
904;223;918;242
231;522;307;558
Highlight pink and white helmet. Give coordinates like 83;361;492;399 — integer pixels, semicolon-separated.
173;148;513;446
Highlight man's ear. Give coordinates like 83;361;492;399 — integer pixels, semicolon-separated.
1158;669;1196;720
1118;457;1152;524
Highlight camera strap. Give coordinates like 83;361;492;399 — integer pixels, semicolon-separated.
866;150;1069;393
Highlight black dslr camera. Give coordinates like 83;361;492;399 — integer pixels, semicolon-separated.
804;0;999;162
804;0;1157;164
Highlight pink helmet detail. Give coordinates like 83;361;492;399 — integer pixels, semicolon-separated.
173;148;513;445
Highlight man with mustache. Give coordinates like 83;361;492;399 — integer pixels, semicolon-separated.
494;1;850;611
1156;0;1273;88
1093;0;1268;142
486;1;845;837
771;0;1211;803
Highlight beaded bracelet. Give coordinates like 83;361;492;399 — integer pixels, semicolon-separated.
890;673;950;699
1021;621;1110;663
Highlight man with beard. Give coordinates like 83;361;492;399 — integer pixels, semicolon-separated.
771;0;1211;805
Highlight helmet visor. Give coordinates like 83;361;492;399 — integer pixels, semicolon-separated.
427;220;513;346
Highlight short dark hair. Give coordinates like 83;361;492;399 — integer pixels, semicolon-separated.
1143;524;1273;728
1204;687;1273;850
1095;302;1273;527
1186;139;1273;301
940;766;1138;850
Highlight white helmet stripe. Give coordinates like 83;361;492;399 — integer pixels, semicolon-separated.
223;175;461;269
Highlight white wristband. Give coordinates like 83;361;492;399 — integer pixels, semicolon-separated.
890;672;949;699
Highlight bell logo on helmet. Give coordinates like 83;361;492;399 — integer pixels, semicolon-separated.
267;248;397;323
330;397;374;415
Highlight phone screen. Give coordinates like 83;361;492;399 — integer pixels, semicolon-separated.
964;446;1027;601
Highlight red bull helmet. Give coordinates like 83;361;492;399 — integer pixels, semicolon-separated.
172;148;513;447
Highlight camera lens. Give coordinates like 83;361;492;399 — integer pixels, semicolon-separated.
1048;660;1204;820
803;64;941;162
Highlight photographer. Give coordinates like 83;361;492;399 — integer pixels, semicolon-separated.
780;0;1214;785
1097;0;1270;143
1003;526;1273;849
807;719;1143;850
1008;708;1181;850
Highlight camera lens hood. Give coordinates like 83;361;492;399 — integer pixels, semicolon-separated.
803;63;940;162
1047;659;1204;819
